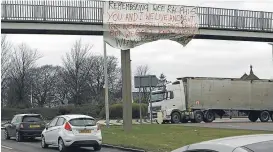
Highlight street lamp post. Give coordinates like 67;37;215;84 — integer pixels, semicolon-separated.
103;40;110;128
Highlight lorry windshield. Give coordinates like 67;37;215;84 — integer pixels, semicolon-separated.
151;92;165;102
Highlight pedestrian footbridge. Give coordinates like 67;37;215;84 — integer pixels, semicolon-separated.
1;0;273;42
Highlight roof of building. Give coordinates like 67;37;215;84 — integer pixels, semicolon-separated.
241;65;259;80
240;73;248;79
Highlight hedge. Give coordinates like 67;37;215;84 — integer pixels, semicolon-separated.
2;103;148;120
99;103;148;119
1;104;100;120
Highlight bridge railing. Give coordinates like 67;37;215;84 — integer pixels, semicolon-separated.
197;7;273;32
1;0;273;32
1;0;103;23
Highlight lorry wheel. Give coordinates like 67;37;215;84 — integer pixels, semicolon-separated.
204;111;215;123
248;112;258;122
259;111;270;122
193;110;204;123
171;112;181;124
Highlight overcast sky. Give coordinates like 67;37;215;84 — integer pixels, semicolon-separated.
4;0;273;82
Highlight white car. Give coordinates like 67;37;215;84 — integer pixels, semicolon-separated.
41;114;102;152
171;134;273;152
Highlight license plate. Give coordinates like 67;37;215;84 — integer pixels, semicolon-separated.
79;130;91;133
29;125;40;128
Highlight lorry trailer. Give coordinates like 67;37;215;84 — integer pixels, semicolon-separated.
148;77;273;124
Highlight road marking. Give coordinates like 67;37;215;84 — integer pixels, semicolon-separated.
2;145;13;150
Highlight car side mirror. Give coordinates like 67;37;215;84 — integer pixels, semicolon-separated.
45;123;49;129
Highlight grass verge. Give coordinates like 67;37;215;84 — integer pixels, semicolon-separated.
102;124;272;152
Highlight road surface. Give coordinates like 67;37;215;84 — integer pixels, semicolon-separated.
180;118;273;131
1;131;126;152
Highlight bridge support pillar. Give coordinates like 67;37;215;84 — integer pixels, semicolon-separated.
121;49;132;132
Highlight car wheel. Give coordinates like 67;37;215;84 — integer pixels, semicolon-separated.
93;145;102;151
58;138;67;152
4;129;10;140
41;136;48;148
16;131;23;142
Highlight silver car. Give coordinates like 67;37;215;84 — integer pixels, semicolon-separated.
41;114;102;152
171;134;273;152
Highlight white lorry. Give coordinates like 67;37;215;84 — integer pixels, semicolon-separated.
148;77;273;124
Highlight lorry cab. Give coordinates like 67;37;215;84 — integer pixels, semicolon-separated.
148;80;187;123
148;90;166;119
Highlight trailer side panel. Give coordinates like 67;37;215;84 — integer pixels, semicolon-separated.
187;78;273;111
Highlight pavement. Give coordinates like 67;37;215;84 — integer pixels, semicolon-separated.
1;131;126;152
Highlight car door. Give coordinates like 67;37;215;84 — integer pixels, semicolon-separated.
6;116;17;137
10;116;22;137
44;117;59;144
51;117;66;145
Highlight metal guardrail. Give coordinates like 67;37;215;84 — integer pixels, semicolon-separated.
1;0;273;32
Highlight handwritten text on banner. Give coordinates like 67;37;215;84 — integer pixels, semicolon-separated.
103;1;199;50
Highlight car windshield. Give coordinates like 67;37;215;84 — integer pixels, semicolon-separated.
150;92;165;102
22;115;42;122
69;118;96;126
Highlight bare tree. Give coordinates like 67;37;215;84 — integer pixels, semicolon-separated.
62;39;94;105
134;65;151;103
29;65;62;107
107;57;122;103
1;35;12;80
1;35;12;107
87;56;121;104
135;65;149;76
7;43;41;107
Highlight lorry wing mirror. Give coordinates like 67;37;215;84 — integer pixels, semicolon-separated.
170;91;174;99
